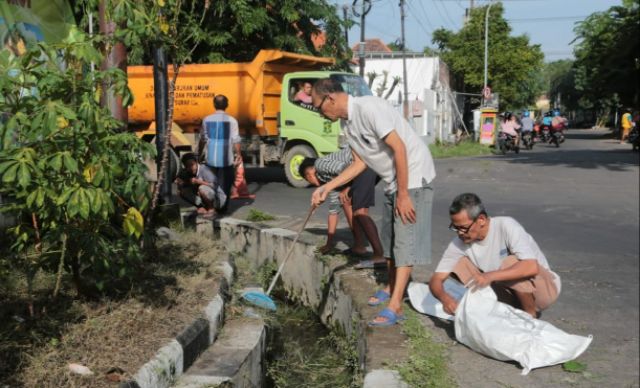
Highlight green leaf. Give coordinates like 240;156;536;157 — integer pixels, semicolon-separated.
77;189;90;219
26;190;38;207
62;153;78;173
49;154;63;172
2;163;18;183
0;160;17;175
562;361;587;373
17;163;31;188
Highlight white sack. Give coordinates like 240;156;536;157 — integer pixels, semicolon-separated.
407;280;467;321
454;286;593;375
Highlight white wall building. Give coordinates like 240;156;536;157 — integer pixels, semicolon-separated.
354;55;458;143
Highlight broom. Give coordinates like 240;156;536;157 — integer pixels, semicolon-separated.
241;205;316;310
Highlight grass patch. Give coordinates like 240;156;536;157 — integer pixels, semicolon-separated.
1;229;223;387
398;310;456;388
246;208;276;222
428;140;492;159
264;302;362;388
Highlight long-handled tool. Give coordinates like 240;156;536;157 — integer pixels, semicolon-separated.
241;205;316;311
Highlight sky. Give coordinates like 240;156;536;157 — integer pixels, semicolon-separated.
340;0;622;62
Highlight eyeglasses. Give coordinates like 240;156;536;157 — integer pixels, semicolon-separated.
314;95;329;111
449;218;477;234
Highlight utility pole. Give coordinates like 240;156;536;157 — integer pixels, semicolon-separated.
400;0;409;118
483;1;495;107
353;0;372;77
342;5;349;47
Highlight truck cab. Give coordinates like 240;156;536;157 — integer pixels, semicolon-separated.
278;72;372;187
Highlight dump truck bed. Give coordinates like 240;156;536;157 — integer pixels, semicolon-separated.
127;50;335;137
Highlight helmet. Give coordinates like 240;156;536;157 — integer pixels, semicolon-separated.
553;110;561;117
523;111;530;117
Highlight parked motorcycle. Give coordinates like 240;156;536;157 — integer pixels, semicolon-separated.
521;130;534;150
497;132;519;154
628;127;639;151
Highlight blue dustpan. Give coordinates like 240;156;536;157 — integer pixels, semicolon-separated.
241;287;277;311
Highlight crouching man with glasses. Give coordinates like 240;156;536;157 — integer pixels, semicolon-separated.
430;193;561;318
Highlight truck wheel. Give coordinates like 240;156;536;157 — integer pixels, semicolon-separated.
284;144;316;188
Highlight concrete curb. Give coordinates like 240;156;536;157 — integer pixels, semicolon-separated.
119;256;233;388
216;217;410;386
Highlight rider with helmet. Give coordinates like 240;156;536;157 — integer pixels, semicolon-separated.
499;112;522;152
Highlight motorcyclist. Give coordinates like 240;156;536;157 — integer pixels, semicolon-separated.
500;112;521;152
540;111;553;142
520;110;534;148
551;110;568;134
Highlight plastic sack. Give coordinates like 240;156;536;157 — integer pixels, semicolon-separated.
454;286;592;375
407;280;467;321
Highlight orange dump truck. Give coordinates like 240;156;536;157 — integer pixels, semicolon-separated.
127;49;372;187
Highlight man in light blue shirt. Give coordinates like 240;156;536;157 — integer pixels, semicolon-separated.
198;95;242;212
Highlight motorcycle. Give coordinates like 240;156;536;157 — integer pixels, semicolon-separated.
521;130;534;150
549;125;565;147
497;132;519;154
540;125;552;143
628;126;639;151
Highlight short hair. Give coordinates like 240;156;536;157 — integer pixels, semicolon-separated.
181;152;197;166
312;78;344;96
213;94;228;110
298;157;317;180
449;193;488;219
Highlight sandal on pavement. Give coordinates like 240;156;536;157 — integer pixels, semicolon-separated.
368;307;406;327
367;290;390;306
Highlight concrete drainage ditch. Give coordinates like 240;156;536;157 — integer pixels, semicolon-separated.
122;217;411;388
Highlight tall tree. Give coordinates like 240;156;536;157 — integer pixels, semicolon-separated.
431;3;544;110
572;0;639;112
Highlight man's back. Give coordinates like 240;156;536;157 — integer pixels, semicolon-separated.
202;111;239;167
344;95;435;193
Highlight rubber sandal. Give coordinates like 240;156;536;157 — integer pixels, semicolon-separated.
368;307;406;327
342;248;368;258
367;289;390;306
354;259;387;270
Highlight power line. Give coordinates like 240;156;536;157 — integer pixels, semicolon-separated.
507;16;588;22
407;1;434;39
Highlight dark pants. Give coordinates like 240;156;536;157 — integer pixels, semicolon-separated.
210;165;234;211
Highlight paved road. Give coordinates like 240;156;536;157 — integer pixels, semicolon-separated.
227;129;639;387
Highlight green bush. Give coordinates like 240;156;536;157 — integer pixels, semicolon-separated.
0;30;154;296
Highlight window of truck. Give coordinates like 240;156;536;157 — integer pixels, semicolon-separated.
330;74;372;97
289;79;316;110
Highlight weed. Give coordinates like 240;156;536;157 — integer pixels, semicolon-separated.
563;360;587;373
264;302;362;388
246;208;276;222
398;310;456;388
428;139;492;159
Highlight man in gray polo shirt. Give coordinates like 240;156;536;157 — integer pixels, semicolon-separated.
310;78;436;327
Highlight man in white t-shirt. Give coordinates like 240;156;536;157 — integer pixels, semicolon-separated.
310;78;436;327
430;193;561;318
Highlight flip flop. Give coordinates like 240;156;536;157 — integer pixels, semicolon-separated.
368;307;406;327
342;248;368;258
354;259;387;270
367;289;390;306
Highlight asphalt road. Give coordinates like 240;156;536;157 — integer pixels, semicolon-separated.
227;128;639;387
